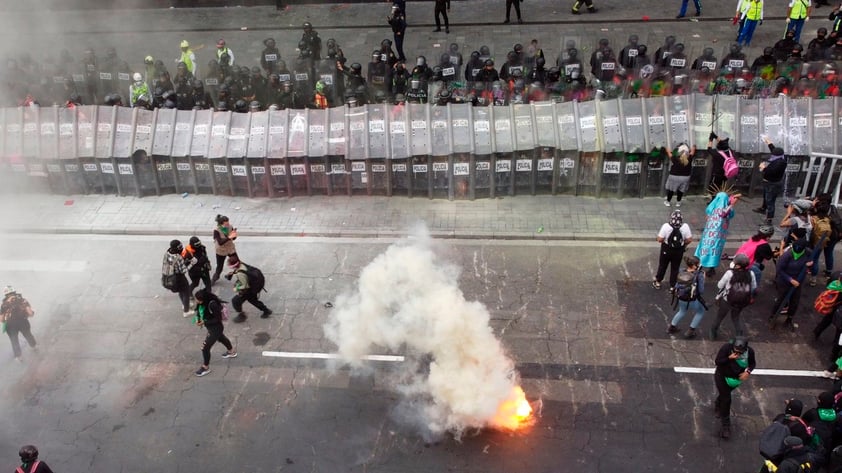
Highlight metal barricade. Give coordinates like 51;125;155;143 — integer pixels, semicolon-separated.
802;153;842;201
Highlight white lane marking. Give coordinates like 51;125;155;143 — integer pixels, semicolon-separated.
262;351;405;362
0;260;87;272
675;367;829;377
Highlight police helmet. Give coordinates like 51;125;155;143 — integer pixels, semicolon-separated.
536;56;545;68
703;47;714;57
449;43;459;53
628;35;639;45
664;35;676;46
674;43;685;54
234;99;248;112
372;50;381;61
265;38;276;48
763;47;774;56
277;60;287;70
350;62;362;74
416;56;426;67
507;51;517;62
513;43;523;54
470;51;480;60
730;43;741;54
252;66;261;74
484;59;494;67
440;53;450;64
249;101;261;111
133;72;143;83
598;38;609;48
303;22;313;31
819;27;828;36
381;39;392;48
480;45;491;56
637;44;648;56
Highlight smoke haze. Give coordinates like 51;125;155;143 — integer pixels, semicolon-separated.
323;227;524;439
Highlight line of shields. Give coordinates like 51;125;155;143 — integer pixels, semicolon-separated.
0;90;839;200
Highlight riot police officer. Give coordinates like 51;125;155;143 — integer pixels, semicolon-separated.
438;53;457;84
464;51;483;85
499;51;525;81
411;56;434;83
447;43;463;81
339;62;367;98
367;50;391;99
750;47;777;76
261;38;281;75
478;45;492;63
589;38;611;76
251;67;268;106
527;56;546;84
276;60;292;84
301;22;322;60
293;41;315;105
388;5;407;62
654;35;677;67
562;48;584;83
720;43;747;70
476;59;500;83
692;47;718;71
277;80;297;109
406;78;428;103
667;43;689;72
619;35;640;69
190;79;213;109
379;39;398;69
773;30;799;61
392;61;411;96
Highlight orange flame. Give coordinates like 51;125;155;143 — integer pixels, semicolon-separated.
491;385;533;430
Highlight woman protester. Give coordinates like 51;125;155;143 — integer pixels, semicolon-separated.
664;143;695;208
193;289;237;377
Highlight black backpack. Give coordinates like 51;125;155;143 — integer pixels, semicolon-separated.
727;268;753;308
244;264;266;293
666;226;684;251
675;270;698;302
759;420;791;462
829;205;842;242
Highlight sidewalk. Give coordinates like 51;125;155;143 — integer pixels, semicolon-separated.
7;192;765;241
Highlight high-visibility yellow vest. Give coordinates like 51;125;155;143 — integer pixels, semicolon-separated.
789;0;808;19
180;51;194;73
746;0;763;20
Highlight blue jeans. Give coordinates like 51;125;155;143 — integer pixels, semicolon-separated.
671;299;706;329
678;0;702;16
811;240;838;276
750;262;762;294
762;180;783;220
788;18;805;42
737;19;759;46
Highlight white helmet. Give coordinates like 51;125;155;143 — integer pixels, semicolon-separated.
3;286;14;297
133;72;143;83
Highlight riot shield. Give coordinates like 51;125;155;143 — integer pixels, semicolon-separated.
209;111;231;159
191;109;213;157
555;101;577;151
760;97;784;150
22;107;39;160
154;155;176;194
204;76;220;109
247;111;268;158
714;95;738;147
692;93;714;149
493;105;514;154
620;154;643;198
307;108;328;158
316;59;341;105
738;99;761;154
513;150;535;196
786;97;810;156
292;59;315;105
812;99;835;155
308;110;330;194
248;157;269;197
576;101;598;152
409;103;431;156
450;103;473;153
76;105;95;158
666;95;690;149
113;106;134;159
287;110;308;158
472;106;493;155
689;149;709;194
644;149;667;197
227;112;250;159
267;109;290;159
367;104;388;159
643;96;667;150
153;108;176;157
94;105;114;159
576;152;600;196
134;108;154;155
39;107;58;161
513;104;536;152
349;159;366;195
58;107;76;160
389;104;412;159
411;156;431;198
430;105;451;157
346;106;366;160
620;98;645;153
599;151;621;197
598;99;623;153
229;157;250;196
533;101;556;149
327;106;347;158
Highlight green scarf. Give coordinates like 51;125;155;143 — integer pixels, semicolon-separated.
219;225;230;237
819;408;837;422
792;248;805;260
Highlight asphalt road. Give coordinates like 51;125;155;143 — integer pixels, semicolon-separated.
0;234;835;472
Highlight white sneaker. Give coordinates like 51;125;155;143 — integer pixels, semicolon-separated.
183;310;192;318
675;201;681;208
664;200;671;207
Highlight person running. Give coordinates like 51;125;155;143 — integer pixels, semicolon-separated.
226;255;273;323
653;210;693;291
193;289;237;377
211;215;238;285
714;336;755;439
732;224;775;288
183;236;212;294
710;253;756;339
667;255;707;339
769;239;813;330
1;286;37;362
163;240;193;318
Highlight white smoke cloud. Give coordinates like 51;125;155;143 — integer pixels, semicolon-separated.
323;227;524;439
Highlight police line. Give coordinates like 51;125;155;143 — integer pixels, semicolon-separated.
0;95;839;199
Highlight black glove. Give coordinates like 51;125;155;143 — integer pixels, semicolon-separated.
709;132;718;141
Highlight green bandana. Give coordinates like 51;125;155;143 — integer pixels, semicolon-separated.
819;408;837;422
792;248;805;260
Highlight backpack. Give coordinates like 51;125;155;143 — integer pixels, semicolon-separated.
778;456;813;473
666;226;685;251
759;420;791;462
719;150;739;179
675;270;699;302
243;264;266;293
16;461;40;473
812;216;832;248
726;269;753;308
161;253;178;292
814;289;841;316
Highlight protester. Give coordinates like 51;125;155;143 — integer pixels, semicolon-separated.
162;239;193;318
212;215;238;285
664;144;695;208
15;445;54;473
666;255;706;339
769;239;813;330
714;336;755;439
732;224;776;288
753;137;788;225
710;253;756;339
695;191;740;277
1;286;37;362
183;236;212;294
653;210;692;291
193;289;237;377
226;255;272;323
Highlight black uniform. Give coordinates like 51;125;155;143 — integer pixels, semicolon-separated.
713;339;755;436
434;0;450;32
388;8;408;62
